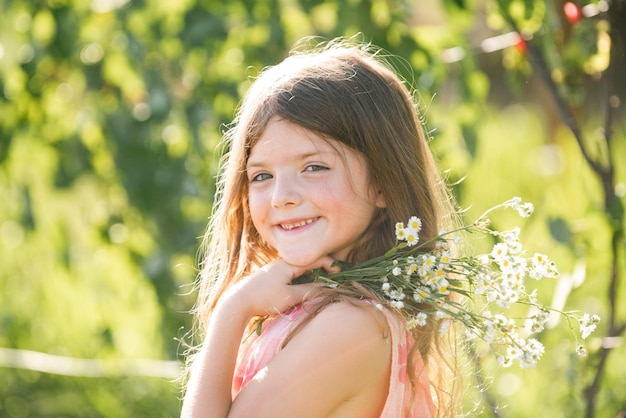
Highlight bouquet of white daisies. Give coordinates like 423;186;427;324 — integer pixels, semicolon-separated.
302;197;599;368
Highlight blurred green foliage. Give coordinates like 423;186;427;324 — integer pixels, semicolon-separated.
0;0;624;416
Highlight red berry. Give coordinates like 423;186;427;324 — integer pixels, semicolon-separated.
564;2;582;23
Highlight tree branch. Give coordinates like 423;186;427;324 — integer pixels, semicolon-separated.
505;18;608;176
497;3;625;418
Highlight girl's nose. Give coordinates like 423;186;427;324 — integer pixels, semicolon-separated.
271;176;302;208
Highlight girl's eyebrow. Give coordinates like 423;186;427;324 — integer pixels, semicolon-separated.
246;149;334;168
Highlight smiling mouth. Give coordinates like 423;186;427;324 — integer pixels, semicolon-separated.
279;218;317;230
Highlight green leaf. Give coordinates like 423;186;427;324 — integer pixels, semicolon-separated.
548;216;573;245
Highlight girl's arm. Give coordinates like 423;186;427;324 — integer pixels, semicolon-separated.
181;258;337;418
180;291;250;418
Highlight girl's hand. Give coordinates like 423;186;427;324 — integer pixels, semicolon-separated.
222;256;338;319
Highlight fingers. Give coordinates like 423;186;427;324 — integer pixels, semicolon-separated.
287;282;323;303
284;255;340;301
289;255;341;278
317;255;342;274
237;256;343;316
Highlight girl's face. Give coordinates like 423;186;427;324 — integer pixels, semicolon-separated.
246;117;385;267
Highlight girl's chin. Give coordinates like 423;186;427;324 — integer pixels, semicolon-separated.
279;254;319;268
278;250;347;269
278;250;326;268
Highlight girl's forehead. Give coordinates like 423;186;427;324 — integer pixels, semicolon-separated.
250;118;346;156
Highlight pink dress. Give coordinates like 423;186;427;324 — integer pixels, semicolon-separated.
232;300;435;418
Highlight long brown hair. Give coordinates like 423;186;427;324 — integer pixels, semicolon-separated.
188;38;461;416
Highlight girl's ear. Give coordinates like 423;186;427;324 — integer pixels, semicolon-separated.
374;190;386;208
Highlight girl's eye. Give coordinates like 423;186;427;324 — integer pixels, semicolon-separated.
305;164;329;172
250;172;272;182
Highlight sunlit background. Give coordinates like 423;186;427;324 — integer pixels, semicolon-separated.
0;0;624;417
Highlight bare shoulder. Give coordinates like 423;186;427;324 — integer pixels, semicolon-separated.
300;299;390;344
291;299;392;369
230;299;392;418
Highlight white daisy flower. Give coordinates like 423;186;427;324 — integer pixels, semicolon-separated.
407;216;422;232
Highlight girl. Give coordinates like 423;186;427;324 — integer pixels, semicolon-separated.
181;39;460;418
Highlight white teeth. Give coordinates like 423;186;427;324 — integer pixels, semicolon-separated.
281;218;315;230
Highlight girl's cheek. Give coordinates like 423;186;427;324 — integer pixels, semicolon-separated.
247;198;261;224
